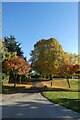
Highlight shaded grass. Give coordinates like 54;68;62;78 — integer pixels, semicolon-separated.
42;91;80;112
2;83;32;94
2;85;25;94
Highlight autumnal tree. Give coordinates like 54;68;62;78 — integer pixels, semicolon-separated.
0;38;16;84
58;62;74;76
71;64;80;76
58;62;74;88
58;62;80;88
30;38;66;86
2;35;25;84
3;56;31;87
67;53;80;65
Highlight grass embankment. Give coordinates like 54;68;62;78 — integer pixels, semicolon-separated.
41;79;80;91
42;79;80;112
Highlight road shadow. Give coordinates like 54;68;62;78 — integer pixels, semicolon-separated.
2;98;80;119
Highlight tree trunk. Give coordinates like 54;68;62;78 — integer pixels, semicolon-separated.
9;71;13;83
14;74;17;88
51;80;52;87
67;78;71;88
50;75;52;87
50;75;52;80
19;76;21;84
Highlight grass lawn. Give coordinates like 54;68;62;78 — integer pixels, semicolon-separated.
42;91;80;112
41;79;80;91
42;79;80;112
2;79;79;93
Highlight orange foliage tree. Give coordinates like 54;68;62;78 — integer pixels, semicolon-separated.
3;56;31;87
71;64;80;76
58;62;80;88
58;62;80;76
58;62;74;76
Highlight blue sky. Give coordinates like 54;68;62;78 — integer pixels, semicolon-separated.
2;2;78;60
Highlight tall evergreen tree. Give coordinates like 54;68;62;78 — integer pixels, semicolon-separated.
3;35;24;57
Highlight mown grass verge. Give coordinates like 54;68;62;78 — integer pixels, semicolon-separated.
42;91;80;112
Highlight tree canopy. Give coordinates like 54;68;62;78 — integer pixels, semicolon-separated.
3;35;24;57
30;38;68;78
1;35;30;86
3;56;31;75
1;35;80;86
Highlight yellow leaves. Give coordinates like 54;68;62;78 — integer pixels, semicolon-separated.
30;38;65;75
31;38;79;77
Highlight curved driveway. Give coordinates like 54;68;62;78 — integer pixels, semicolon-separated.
2;92;80;119
1;82;80;119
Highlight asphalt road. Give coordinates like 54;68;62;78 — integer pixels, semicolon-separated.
2;92;80;119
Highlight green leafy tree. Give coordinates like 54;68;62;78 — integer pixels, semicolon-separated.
3;35;24;57
30;38;66;86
